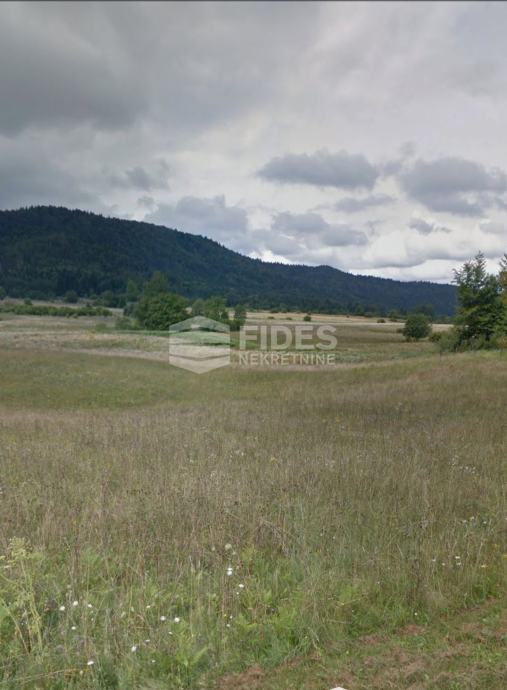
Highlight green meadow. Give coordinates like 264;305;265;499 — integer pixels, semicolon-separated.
0;313;505;689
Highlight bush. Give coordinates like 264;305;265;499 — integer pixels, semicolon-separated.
134;293;188;330
303;314;312;322
0;303;111;318
63;290;79;303
436;328;461;353
402;313;431;341
0;287;6;300
115;316;139;331
377;318;386;323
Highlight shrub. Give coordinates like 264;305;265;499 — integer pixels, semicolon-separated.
134;293;188;330
402;313;431;341
436;328;461;353
115;316;139;331
303;314;312;322
0;303;111;318
64;290;79;303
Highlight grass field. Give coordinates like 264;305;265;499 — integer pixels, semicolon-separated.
0;312;505;689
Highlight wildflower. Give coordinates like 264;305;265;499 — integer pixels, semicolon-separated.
87;604;93;609
72;600;79;607
59;605;66;612
87;660;95;666
131;645;137;653
225;543;233;551
146;604;152;610
226;566;233;576
160;615;166;622
174;617;180;623
238;583;245;589
144;639;150;643
71;625;77;631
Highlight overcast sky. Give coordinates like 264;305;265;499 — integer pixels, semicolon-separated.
1;1;507;282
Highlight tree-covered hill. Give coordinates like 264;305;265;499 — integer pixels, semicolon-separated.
0;206;457;314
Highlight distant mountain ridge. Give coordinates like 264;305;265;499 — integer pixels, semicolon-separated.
0;206;457;314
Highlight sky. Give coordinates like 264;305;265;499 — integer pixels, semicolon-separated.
1;1;507;283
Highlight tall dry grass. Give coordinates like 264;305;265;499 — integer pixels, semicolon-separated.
0;349;506;688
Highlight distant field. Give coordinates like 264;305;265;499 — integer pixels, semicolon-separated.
0;310;450;366
0;315;505;689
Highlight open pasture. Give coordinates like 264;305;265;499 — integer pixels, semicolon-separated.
0;314;505;689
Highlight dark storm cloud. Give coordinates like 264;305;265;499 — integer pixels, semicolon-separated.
334;194;394;213
399;157;507;216
258;150;379;190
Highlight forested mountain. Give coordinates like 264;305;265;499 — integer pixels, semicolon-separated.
0;206;457;314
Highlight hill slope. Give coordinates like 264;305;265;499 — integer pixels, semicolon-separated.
0;206;457;314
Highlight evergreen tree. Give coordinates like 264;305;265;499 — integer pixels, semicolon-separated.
231;304;247;330
453;253;503;345
143;271;169;297
126;279;140;302
192;298;205;316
